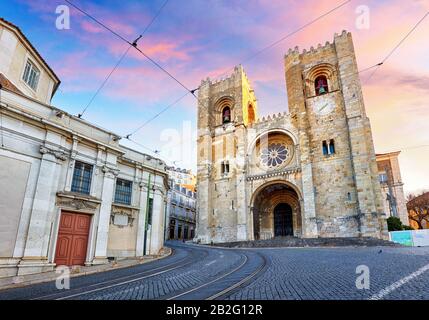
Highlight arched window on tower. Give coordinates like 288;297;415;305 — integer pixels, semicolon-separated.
322;141;329;155
329;139;335;154
222;107;231;124
315;75;329;96
322;139;336;156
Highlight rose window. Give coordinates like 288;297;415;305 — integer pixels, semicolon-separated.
260;143;290;168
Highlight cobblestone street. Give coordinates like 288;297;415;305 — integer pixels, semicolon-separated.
227;246;429;300
0;241;428;300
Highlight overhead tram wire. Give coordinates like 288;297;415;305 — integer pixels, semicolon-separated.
139;0;170;37
64;0;193;155
126;137;177;167
110;59;381;140
64;0;195;97
125;17;429;149
75;0;170;118
365;11;429;84
122;50;383;139
66;0;351;137
67;0;424;145
212;0;353;81
78;45;132;118
123;93;188;168
123;0;354;138
125;91;190;139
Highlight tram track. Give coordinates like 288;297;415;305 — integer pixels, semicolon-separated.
166;248;268;300
206;251;267;300
2;242;267;300
32;246;208;300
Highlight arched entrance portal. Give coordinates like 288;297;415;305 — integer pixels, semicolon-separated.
274;203;293;236
252;182;301;240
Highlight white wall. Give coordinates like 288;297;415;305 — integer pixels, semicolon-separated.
0;89;168;277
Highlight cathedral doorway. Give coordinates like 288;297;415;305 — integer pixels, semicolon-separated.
252;182;302;240
274;203;293;236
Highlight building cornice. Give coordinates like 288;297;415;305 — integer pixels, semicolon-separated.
246;167;301;181
0;95;124;155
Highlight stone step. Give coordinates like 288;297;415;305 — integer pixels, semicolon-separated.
214;237;400;248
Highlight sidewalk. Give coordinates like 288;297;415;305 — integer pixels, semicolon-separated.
0;247;171;291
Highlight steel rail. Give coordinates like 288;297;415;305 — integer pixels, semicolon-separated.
166;250;267;300
206;251;267;300
31;247;205;300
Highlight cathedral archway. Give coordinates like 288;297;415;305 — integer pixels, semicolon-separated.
252;182;302;240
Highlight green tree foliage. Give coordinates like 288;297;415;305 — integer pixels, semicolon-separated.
387;216;404;231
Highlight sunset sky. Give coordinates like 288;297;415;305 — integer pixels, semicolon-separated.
2;0;428;194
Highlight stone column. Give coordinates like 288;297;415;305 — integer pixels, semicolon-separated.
196;113;212;244
18;145;66;275
301;164;318;238
136;171;149;257
248;206;255;241
149;185;165;255
164;191;172;241
92;165;117;264
236;171;247;241
64;136;78;191
196;164;211;244
235;125;248;241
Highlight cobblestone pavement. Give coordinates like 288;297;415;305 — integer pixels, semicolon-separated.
0;242;428;300
227;246;429;300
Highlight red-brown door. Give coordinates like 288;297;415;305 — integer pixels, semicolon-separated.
55;212;91;266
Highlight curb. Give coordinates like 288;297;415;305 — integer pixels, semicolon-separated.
0;247;172;291
189;241;401;250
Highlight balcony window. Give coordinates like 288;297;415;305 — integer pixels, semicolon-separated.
114;178;132;205
22;60;40;91
71;161;93;195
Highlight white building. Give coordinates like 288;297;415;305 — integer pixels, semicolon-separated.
376;152;409;226
165;167;196;240
0;18;168;277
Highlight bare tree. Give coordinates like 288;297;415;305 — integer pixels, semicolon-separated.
407;191;429;229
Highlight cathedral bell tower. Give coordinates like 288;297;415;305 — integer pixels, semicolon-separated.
196;65;258;244
284;31;388;239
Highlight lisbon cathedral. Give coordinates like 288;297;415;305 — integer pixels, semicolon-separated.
195;31;388;244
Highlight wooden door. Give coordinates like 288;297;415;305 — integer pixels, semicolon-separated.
55;212;91;266
274;203;293;237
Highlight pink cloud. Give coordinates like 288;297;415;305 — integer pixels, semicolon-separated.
80;20;105;34
26;0;427;192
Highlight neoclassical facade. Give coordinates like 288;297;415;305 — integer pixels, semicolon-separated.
165;167;197;241
0;18;168;277
196;31;389;244
376;152;409;226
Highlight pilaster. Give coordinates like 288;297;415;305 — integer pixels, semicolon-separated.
18;144;65;275
92;165;117;264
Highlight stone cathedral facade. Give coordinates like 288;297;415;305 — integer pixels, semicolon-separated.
196;31;389;244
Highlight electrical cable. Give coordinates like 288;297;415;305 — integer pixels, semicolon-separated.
75;0;170;118
365;11;429;83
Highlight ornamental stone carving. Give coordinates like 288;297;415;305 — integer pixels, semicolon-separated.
110;207;136;227
56;198;98;211
39;145;68;161
102;165;120;177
